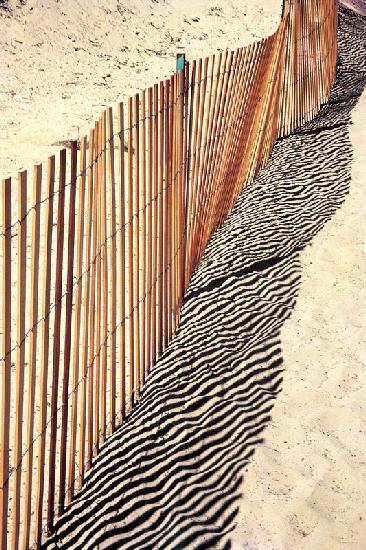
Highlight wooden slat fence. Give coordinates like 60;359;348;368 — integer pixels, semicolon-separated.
0;0;338;547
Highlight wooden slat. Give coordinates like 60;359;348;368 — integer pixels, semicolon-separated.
140;91;147;385
181;59;190;296
133;94;141;401
100;111;108;445
12;170;27;549
47;150;66;532
127;98;134;408
118;104;126;422
23;164;42;546
176;65;186;321
168;76;175;337
184;60;198;284
94;119;102;457
87;124;99;471
157;81;165;358
145;88;153;377
58;141;78;516
34;157;55;544
67;137;87;503
183;60;196;290
172;72;179;331
173;72;179;331
164;79;171;346
151;84;159;365
107;107;117;434
78;128;95;488
185;57;204;276
0;177;12;550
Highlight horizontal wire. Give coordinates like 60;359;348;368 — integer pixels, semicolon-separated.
3;152;191;488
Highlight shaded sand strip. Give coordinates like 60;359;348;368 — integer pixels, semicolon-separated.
231;17;366;550
231;89;366;549
43;7;365;550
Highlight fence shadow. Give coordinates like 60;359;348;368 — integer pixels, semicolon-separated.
42;7;366;550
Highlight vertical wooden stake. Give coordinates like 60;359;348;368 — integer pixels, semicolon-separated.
78;128;94;489
12;170;27;549
151;84;159;366
34;158;55;544
157;82;165;358
94;119;102;457
127;98;135;408
0;177;11;550
24;164;42;546
133;94;141;401
58;142;77;516
118;104;126;422
107;107;117;434
47;150;66;533
146;88;153;376
67;137;87;504
100;111;108;445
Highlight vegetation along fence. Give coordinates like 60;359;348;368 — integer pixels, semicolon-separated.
0;0;338;547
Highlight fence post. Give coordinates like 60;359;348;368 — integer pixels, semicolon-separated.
24;164;42;549
0;177;11;550
13;170;27;549
48;150;66;533
176;53;186;323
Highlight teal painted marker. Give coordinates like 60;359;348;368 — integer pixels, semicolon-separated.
176;53;186;73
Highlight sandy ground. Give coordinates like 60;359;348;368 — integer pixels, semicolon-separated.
231;58;366;550
0;0;280;180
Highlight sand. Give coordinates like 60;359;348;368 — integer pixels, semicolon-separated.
230;43;366;550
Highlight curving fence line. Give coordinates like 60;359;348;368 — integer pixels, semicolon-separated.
0;0;338;547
